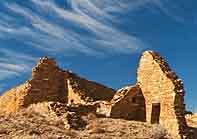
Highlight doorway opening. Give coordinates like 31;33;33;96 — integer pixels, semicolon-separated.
151;103;160;124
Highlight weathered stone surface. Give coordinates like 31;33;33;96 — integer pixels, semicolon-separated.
137;51;192;139
0;57;115;114
67;72;115;105
110;85;146;121
0;51;193;138
26;57;67;105
0;83;27;114
95;101;112;117
48;102;93;130
94;85;146;120
48;102;97;117
0;57;67;114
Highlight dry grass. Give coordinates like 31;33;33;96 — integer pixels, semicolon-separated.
149;124;171;139
0;102;78;139
0;103;173;139
85;113;106;134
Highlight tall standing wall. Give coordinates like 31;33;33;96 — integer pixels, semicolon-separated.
23;57;68;106
137;51;192;139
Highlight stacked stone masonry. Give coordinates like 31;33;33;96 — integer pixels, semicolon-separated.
26;57;68;105
66;72;115;104
0;57;115;114
137;51;192;139
48;102;95;130
0;51;193;138
110;85;146;121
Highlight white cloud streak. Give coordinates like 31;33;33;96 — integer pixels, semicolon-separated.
1;0;145;54
0;0;149;82
0;0;186;83
0;48;37;80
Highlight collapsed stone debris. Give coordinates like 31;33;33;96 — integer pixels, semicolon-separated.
0;51;194;139
48;102;88;130
0;57;115;114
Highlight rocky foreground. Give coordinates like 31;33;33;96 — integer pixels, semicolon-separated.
0;103;173;139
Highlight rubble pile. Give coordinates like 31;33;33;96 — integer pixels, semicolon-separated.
48;102;97;130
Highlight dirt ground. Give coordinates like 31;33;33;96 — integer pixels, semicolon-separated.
0;109;173;139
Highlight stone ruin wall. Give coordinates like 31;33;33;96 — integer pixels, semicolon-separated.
0;82;38;114
0;52;193;138
67;79;87;105
137;51;190;139
0;85;21;114
0;57;115;113
110;85;146;121
22;57;68;107
66;72;115;105
96;101;112;117
0;57;69;114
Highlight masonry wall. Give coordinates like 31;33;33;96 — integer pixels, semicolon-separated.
0;57;69;114
0;86;19;114
0;83;33;114
66;73;115;104
0;52;192;139
22;57;67;107
67;79;87;104
137;51;190;139
0;57;115;114
110;85;146;121
96;101;112;117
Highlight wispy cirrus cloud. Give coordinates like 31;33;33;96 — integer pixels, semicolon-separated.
0;0;189;85
1;0;145;55
0;0;186;56
0;0;147;82
0;48;37;80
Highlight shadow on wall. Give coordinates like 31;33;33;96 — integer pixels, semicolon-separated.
110;85;146;122
190;127;197;138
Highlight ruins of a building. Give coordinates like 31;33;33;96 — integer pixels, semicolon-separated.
0;51;193;138
67;72;115;105
96;51;192;138
137;51;191;139
0;57;67;114
109;85;146;121
0;57;115;114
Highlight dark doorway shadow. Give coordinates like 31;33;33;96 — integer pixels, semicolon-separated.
189;127;197;139
151;103;161;124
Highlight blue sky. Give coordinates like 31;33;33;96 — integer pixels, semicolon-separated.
0;0;197;111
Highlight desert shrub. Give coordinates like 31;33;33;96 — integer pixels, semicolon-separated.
86;113;105;134
150;124;171;139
